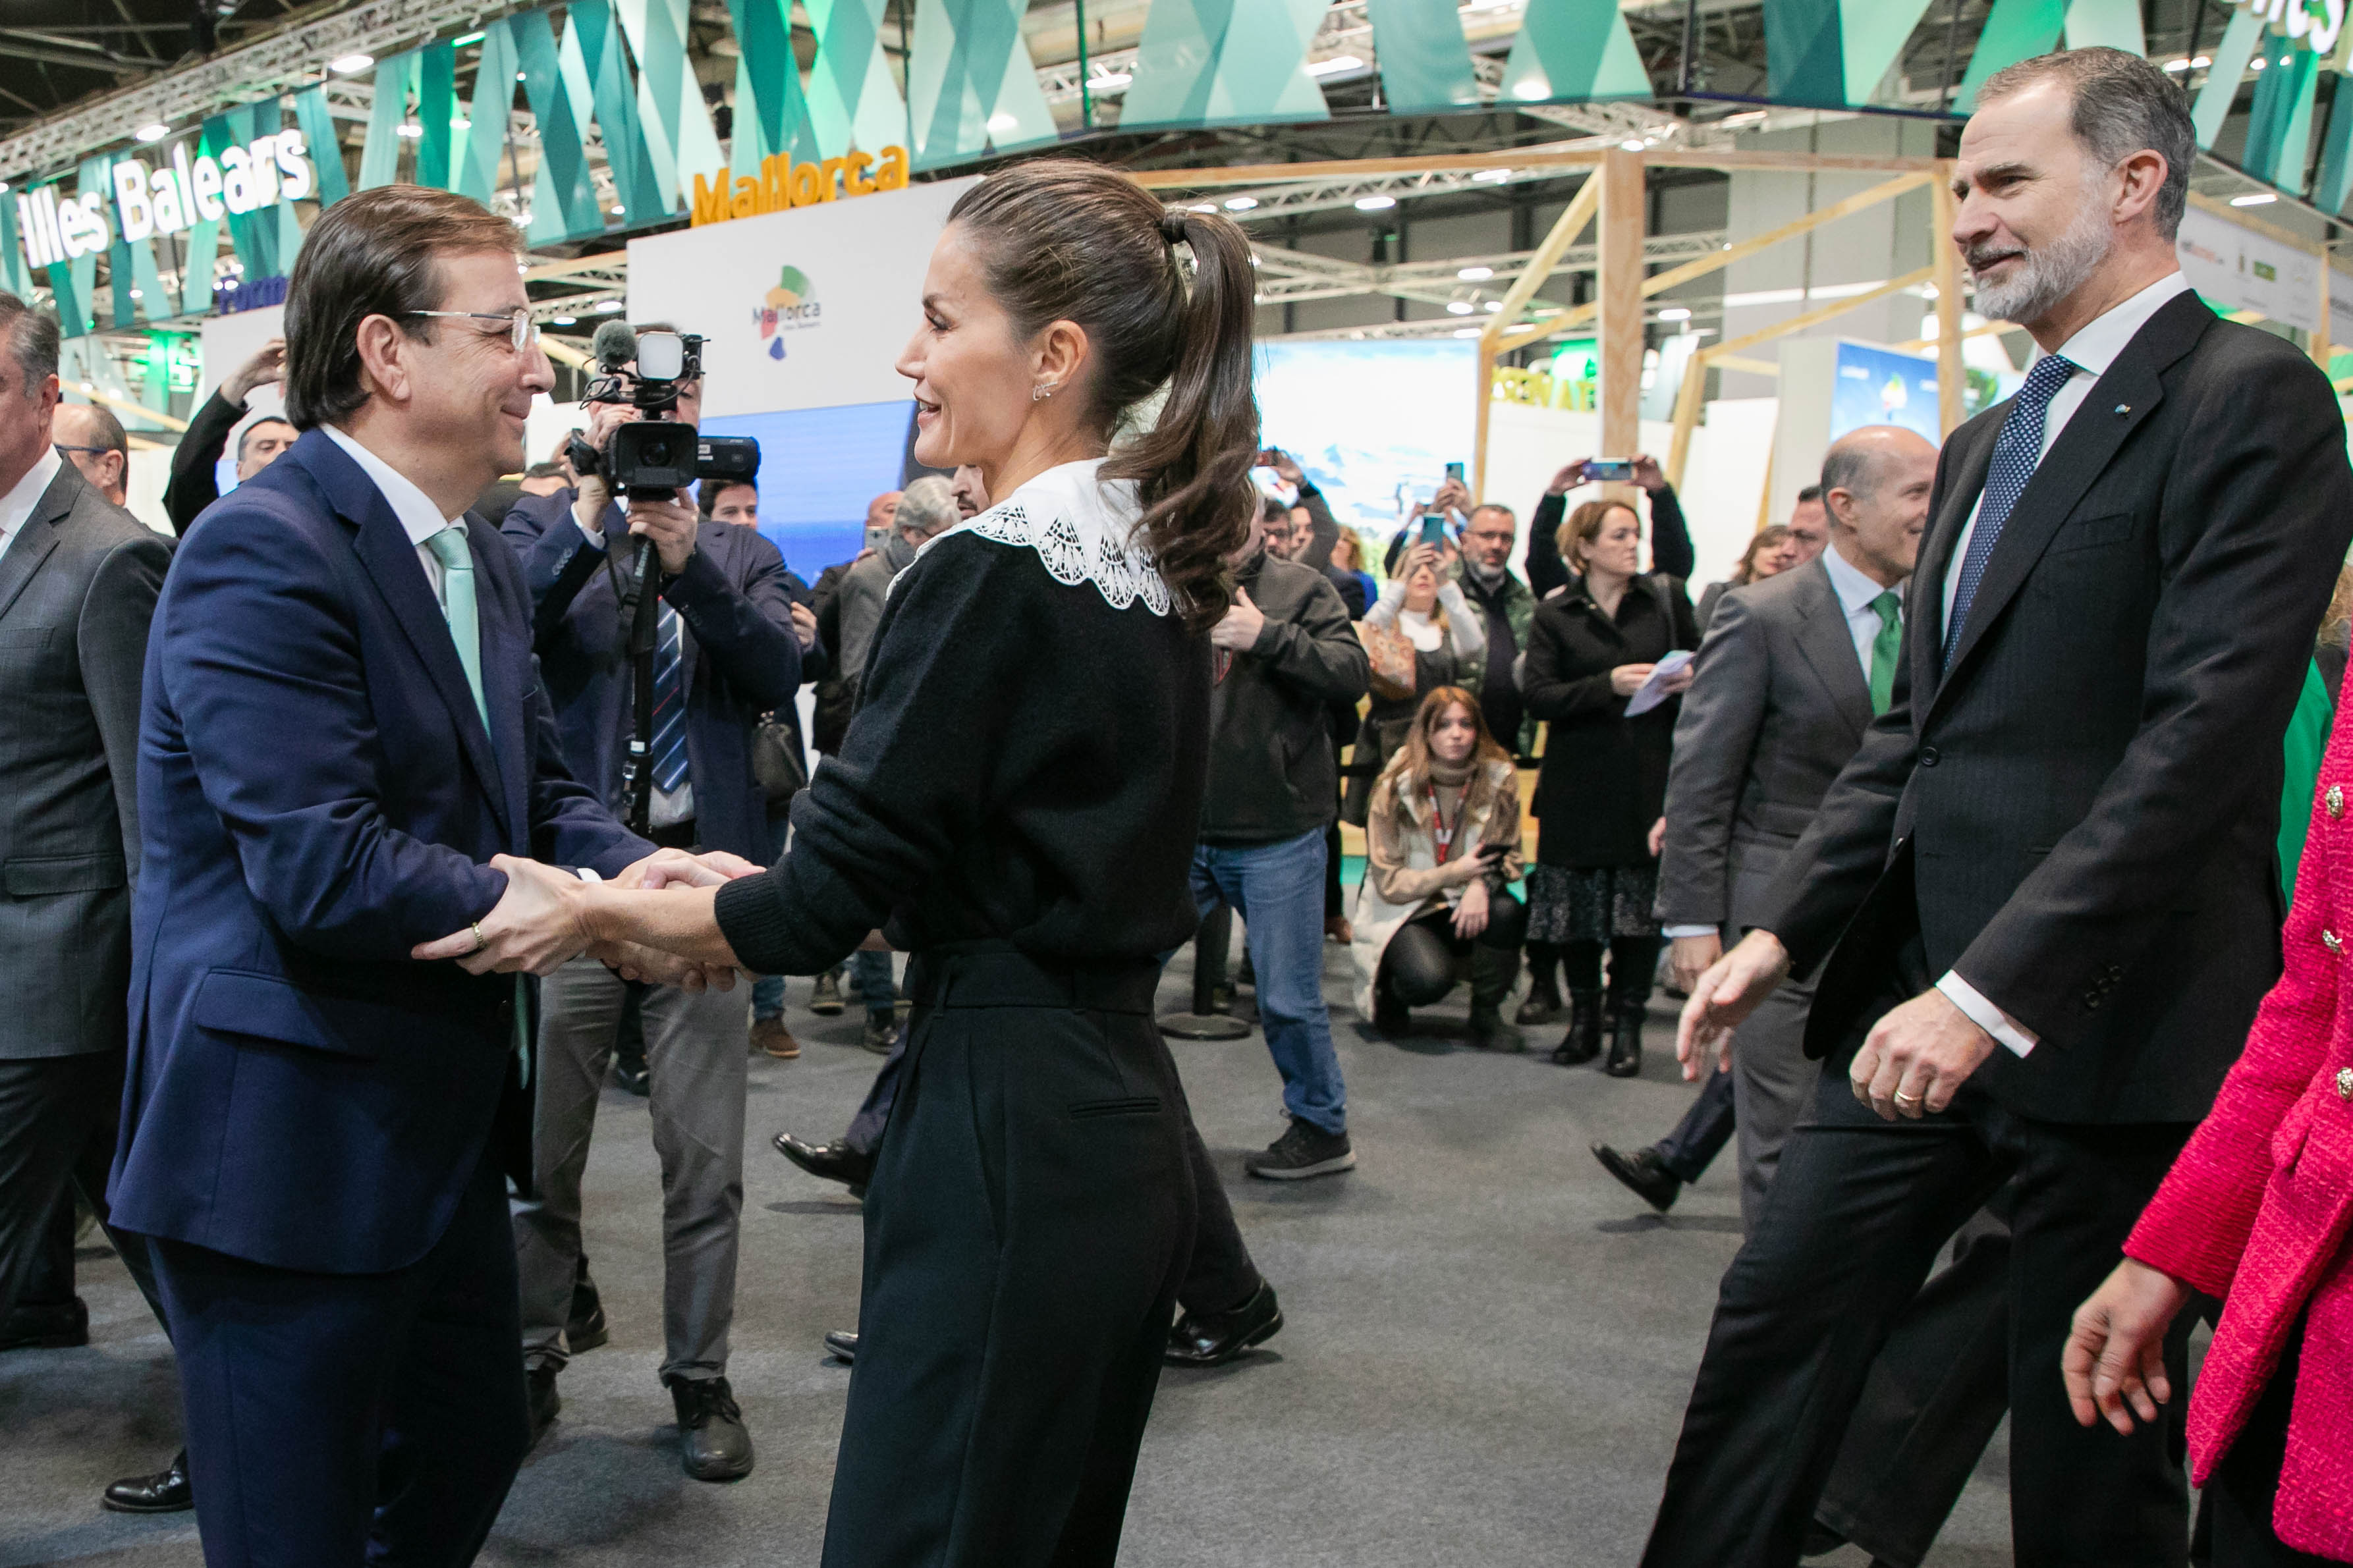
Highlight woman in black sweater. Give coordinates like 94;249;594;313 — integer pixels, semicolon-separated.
431;161;1260;1567
1520;497;1700;1077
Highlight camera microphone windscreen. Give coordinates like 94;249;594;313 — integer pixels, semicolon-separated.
590;318;638;369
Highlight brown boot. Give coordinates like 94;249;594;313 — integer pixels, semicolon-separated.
750;1017;800;1059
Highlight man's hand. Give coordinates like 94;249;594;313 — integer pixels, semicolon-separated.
592;938;740;992
1431;476;1474;519
1545;459;1591;497
1677;929;1790;1079
1451;877;1491;939
630;497;700;574
2063;1258;2190;1435
622;848;763;892
412;855;598;976
223;338;286;406
1209;587;1267;652
1265;448;1305;485
789;601;818;651
1850;987;1999;1120
1630;454;1667;493
1670;931;1723;995
1647;815;1667;858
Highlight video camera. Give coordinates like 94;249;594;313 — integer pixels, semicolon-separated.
568;319;760;500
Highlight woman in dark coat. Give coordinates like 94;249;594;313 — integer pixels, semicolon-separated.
1520;497;1699;1077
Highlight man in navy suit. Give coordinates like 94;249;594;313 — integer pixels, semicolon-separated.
110;185;713;1565
496;352;809;1478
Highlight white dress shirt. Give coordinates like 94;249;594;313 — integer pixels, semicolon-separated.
0;446;63;557
557;489;695;828
1661;545;1908;943
321;424;464;604
1928;269;2194;1060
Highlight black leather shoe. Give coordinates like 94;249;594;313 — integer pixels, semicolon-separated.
0;1296;88;1351
671;1375;754;1482
526;1363;561;1447
568;1255;608;1353
773;1132;875;1193
102;1449;192;1513
611;1054;651;1096
1604;1005;1644;1078
1165;1282;1284;1368
1372;990;1411;1037
1591;1142;1682;1212
1552;990;1604;1066
823;1328;858;1362
860;1011;897;1054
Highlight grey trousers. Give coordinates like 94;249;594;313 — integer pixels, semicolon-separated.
512;958;748;1384
1730;970;1822;1235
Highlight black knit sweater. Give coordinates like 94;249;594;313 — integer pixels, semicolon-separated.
714;526;1211;975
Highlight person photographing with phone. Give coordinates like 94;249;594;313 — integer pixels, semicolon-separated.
1343;522;1485;826
1527;453;1694;600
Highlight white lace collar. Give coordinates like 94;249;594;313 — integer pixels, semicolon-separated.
895;458;1173;616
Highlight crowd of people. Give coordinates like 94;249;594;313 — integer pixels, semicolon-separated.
6;41;2353;1568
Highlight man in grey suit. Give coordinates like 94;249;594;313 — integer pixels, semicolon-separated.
0;292;184;1510
1597;425;1935;1225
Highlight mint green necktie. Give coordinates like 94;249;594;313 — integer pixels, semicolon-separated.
424;526;529;1086
1868;591;1902;716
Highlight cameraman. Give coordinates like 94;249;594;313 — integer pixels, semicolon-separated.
496;337;804;1482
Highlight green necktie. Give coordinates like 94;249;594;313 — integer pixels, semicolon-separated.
424;526;529;1086
1867;590;1902;716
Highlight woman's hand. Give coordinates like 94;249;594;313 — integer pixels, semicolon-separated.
1545;459;1592;497
1647;815;1667;857
413;855;601;976
1610;663;1656;697
1431;477;1474;520
1400;541;1439;579
2064;1258;2191;1435
593;938;740;992
1661;662;1695;695
1451;877;1491;939
789;601;818;651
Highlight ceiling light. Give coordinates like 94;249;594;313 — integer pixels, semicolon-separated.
1457;265;1494;281
135;123;170;143
1306;55;1364;77
2161;57;2190;72
1354;194;1396;211
2192;55;2212;67
516;70;527;81
595;298;623;311
1090;70;1132;91
1190;202;1217;213
451;116;471;130
1512;80;1549;100
1658;306;1691;321
1224;196;1258;211
609;204;625;215
451;30;485;45
1482;300;1502;312
0;182;11;194
1621;139;1646;152
398;122;423;138
511;213;532;227
1452;327;1481;338
551;315;577;325
129;289;143;299
2252;56;2267;69
1447;300;1475;315
1470;168;1512;183
986;111;1019;133
2230;192;2278;205
329;52;374;73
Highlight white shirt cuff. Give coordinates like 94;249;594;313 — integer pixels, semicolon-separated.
575;867;603;882
1936;971;2038;1058
576;514;607;549
1661;924;1717;940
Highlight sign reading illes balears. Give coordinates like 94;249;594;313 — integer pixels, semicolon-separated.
16;130;316;270
690;144;909;227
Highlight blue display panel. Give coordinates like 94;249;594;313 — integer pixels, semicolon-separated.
700;397;915;578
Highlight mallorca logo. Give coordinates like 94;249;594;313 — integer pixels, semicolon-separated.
754;265;820;360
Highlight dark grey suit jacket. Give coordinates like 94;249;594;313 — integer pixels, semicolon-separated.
1657;555;1876;933
0;457;170;1059
1761;290;2353;1123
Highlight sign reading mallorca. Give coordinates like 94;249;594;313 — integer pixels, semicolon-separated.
690;145;910;228
15;130;316;271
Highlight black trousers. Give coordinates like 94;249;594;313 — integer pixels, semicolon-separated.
153;1152;528;1567
1379;892;1528;1006
821;945;1195;1568
0;1052;167;1332
2208;1316;2334;1567
842;1020;1260;1318
1642;1065;2194;1568
1654;1069;1736;1184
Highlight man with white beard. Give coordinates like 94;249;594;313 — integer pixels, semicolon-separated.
1640;45;2353;1568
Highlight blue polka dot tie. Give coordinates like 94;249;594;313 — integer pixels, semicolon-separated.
1943;352;2076;666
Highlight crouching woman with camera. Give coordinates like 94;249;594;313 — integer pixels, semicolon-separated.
1350;687;1527;1049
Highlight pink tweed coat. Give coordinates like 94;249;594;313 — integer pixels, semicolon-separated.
2125;700;2353;1561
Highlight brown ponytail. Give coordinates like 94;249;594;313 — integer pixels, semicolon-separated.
945;160;1258;630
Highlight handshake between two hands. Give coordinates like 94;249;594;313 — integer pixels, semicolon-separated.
410;847;762;992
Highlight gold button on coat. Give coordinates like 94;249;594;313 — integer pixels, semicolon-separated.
2329;784;2344;819
2337;1066;2353;1102
2327;930;2345;956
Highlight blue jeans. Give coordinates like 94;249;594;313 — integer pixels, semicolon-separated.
1190;829;1346;1136
851;948;895;1016
752;814;790;1021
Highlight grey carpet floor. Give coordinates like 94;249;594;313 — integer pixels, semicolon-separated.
0;942;2018;1566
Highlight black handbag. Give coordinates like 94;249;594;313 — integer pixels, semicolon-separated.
751;711;808;803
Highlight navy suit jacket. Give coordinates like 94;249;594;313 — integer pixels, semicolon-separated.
500;489;803;863
111;430;652;1274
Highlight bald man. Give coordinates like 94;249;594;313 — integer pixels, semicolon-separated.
53;402;130;510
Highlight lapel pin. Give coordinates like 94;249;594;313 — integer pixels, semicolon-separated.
2114;404;2130;415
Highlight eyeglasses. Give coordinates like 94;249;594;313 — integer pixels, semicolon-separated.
400;308;540;352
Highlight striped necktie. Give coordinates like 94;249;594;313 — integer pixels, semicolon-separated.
1943;352;2076;664
650;601;689;795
